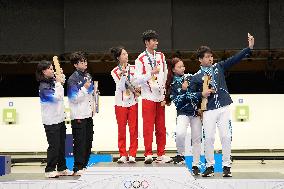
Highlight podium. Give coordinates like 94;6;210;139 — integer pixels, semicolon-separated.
0;155;11;176
78;162;205;189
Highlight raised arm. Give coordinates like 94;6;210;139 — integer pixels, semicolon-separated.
219;33;254;70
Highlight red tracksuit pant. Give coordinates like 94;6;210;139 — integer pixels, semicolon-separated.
115;104;138;157
142;99;166;156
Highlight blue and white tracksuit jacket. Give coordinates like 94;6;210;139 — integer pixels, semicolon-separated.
39;78;65;125
170;74;202;116
67;70;95;120
189;47;252;110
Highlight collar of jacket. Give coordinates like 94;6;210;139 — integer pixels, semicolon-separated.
200;66;213;76
41;77;55;87
173;74;184;82
76;70;86;76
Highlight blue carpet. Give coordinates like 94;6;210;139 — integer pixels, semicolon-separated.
65;154;112;170
185;154;223;173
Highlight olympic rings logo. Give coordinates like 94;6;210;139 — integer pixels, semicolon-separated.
123;180;149;189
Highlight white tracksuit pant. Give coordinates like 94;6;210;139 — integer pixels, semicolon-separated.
176;115;202;166
203;105;232;167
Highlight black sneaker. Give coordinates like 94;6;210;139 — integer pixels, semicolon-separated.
223;166;232;177
202;166;214;177
173;155;185;164
192;166;200;176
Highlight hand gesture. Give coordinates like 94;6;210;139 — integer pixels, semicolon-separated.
84;81;91;89
55;74;63;83
118;69;127;77
182;81;189;90
135;87;141;94
202;88;215;98
151;66;160;75
248;33;254;49
161;101;166;107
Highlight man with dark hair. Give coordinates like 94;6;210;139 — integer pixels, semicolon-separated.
190;33;255;177
196;46;213;60
141;30;159;44
134;30;173;164
69;51;87;65
67;51;95;175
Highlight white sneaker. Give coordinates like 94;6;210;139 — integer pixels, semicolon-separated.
128;156;136;163
156;155;173;163
45;171;59;178
144;155;153;164
73;169;84;176
57;169;73;176
117;156;127;164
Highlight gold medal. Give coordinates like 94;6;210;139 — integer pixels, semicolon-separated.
125;89;131;96
151;75;157;82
